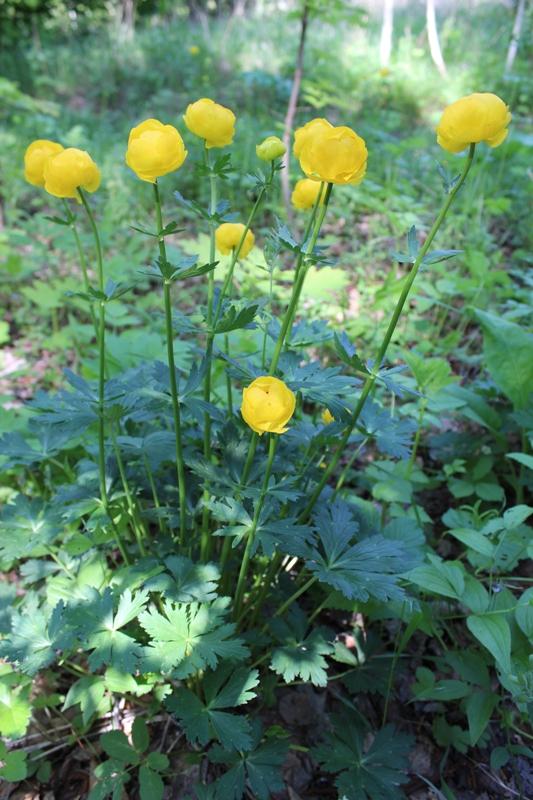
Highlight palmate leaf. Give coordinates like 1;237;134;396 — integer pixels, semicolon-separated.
0;418;71;467
0;601;74;674
208;719;288;800
298;501;407;602
214;302;259;334
166;662;259;750
312;712;414;800
359;401;417;459
144;555;220;603
68;587;147;673
139;596;248;678
0;494;64;561
269;606;334;687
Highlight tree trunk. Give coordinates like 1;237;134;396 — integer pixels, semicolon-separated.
281;0;310;227
380;0;394;68
426;0;447;78
505;0;527;73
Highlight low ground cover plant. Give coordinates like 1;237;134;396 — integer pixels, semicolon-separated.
1;82;533;800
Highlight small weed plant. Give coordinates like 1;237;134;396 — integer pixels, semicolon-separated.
1;90;532;799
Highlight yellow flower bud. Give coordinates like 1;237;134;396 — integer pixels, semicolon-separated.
126;118;187;183
241;376;296;435
256;136;286;163
293;118;333;160
24;140;64;187
435;93;511;154
321;408;334;425
215;223;255;258
291;178;326;210
183;98;236;149
43;148;101;201
299;126;368;186
189;45;200;55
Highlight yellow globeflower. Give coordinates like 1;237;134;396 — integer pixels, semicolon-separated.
291;178;326;210
189;45;200;55
435;93;511;154
256;136;286;163
215;223;255;258
293;118;333;160
241;376;296;435
24;140;64;187
183;98;236;149
43;148;101;200
126;119;187;183
299;126;368;186
321;409;335;425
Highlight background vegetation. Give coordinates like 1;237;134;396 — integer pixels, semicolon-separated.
1;0;533;798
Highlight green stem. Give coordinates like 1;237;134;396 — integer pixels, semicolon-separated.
260;576;318;634
269;182;333;376
201;145;218;560
143;454;165;534
233;434;278;621
77;188;108;515
63;198;100;341
298;144;477;524
109;425;148;557
331;437;369;501
154;181;188;546
406;399;427;479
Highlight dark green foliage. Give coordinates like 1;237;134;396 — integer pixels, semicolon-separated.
312;712;414;800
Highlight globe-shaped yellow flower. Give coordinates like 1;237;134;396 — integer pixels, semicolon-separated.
126;119;187;183
299;126;368;186
183;98;236;149
24;140;64;187
215;223;255;258
256;136;286;163
435;93;511;154
293;118;333;160
321;408;335;425
189;45;200;56
43;148;101;200
241;376;296;435
291;178;326;210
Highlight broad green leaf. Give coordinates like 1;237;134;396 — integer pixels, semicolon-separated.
166;663;258;750
0;495;63;561
460;575;489;614
100;730;139;764
0;683;31;739
139;765;165;800
269;607;334;687
475;310;533;409
144;556;220;603
445;527;493;557
69;587;147;673
0;750;28;782
515;588;533;638
408;557;464;600
63;676;107;726
412;679;471;702
490;746;509;770
444;650;490;689
0;601;74;675
208;719;288;800
503;505;533;530
146;752;170;771
465;690;498;746
312;712;413;800
466;615;511;673
131;716;150;754
508;453;533;471
140;597;248;677
294;500;406;603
